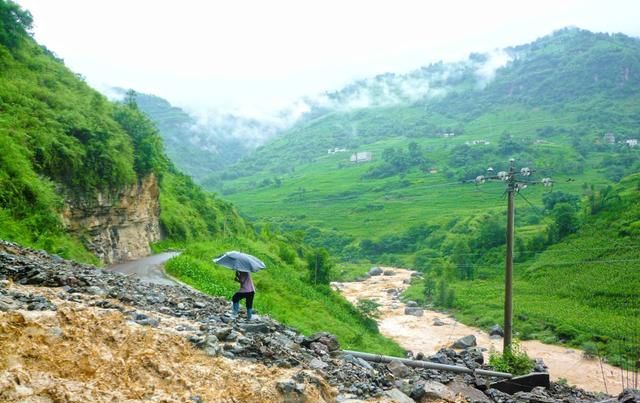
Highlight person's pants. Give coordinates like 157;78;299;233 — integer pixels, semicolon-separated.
232;291;255;309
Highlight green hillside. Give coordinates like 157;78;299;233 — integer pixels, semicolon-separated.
404;174;640;366
206;28;640;269
0;0;402;355
185;28;640;363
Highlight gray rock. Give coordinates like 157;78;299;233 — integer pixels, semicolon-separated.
452;334;477;349
85;286;105;295
369;267;383;276
343;354;373;370
489;324;504;337
411;380;457;402
448;377;491;403
619;389;640;403
383;270;396;276
383;388;414;403
387;360;411;378
203;335;221;356
404;307;424;317
433;318;446;326
277;380;305;403
240;322;270;333
309;358;328;371
406;301;418;307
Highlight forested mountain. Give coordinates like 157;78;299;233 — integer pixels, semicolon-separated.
115;90;288;182
0;1;248;261
189;26;640;366
205;28;640;265
0;0;399;354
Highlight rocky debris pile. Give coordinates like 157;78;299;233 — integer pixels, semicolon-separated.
0;240;623;402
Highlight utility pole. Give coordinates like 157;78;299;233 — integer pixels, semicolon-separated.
475;159;552;354
504;162;516;353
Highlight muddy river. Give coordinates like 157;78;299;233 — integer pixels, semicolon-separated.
334;268;625;395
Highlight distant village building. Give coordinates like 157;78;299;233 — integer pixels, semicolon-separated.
624;139;638;147
465;140;490;145
439;132;456;138
603;133;616;144
350;151;372;163
327;147;348;154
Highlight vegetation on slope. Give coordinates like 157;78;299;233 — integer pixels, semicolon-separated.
403;174;640;365
0;1;249;261
165;236;404;355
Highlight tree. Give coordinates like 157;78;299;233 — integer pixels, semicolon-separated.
306;248;333;285
547;202;579;243
0;0;33;49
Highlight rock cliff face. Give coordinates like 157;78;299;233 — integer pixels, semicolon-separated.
61;174;161;264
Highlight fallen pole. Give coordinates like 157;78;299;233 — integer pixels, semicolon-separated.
341;350;512;379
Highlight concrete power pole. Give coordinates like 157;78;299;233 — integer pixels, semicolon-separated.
474;159;552;355
504;163;516;353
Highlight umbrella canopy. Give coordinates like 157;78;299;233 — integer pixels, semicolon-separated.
213;251;266;273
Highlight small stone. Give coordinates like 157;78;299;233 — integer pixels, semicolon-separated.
433;318;446;326
387;360;411;378
309;358;328;371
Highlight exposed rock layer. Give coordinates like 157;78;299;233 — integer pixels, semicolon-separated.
61;174;161;264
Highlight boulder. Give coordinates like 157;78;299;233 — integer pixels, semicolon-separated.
489;324;504;337
383;270;395;276
404;307;424;317
411;380;457;402
406;301;418;307
383;388;414;403
452;335;477;349
448;377;491;403
368;267;383;276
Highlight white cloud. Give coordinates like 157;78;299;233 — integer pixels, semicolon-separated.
15;0;640;119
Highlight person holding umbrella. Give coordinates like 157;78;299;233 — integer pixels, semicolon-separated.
232;271;255;319
213;251;266;320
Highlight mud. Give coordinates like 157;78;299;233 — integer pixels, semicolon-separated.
335;268;626;395
0;285;333;403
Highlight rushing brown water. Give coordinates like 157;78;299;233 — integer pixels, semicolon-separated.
334;268;624;395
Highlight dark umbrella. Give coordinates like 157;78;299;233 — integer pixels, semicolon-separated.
213;251;266;273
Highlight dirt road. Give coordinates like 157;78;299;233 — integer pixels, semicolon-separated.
335;268;625;395
107;251;180;285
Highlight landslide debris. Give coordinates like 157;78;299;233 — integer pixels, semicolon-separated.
0;240;631;403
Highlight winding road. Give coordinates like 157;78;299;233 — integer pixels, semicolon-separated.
107;252;180;286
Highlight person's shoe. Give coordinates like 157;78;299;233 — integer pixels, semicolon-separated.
232;302;240;317
247;308;253;320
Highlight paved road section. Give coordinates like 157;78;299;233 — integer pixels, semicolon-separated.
108;252;180;286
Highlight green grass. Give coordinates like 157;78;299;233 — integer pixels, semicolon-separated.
165;237;405;356
403;174;640;366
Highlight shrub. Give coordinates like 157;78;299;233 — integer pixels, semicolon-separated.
489;340;534;375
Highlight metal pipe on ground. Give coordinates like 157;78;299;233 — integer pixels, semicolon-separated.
341;350;513;379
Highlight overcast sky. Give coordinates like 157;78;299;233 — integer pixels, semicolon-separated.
16;0;640;118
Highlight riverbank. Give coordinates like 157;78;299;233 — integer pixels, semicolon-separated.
334;268;626;395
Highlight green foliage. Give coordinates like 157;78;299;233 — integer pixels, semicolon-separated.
356;298;381;319
165;238;404;356
0;0;32;48
489;340;534;375
159;170;248;242
305;248;333;285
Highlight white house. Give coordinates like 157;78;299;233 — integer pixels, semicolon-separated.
328;147;349;154
350;151;372;163
624;139;638;147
